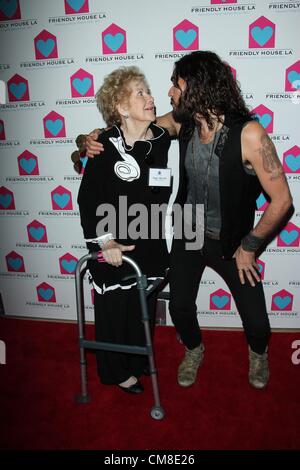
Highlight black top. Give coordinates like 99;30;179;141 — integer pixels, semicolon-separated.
78;123;171;292
176;114;261;258
185;127;222;238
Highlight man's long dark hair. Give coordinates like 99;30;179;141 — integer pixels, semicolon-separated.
172;50;253;138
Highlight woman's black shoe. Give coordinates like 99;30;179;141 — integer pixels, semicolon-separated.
117;380;144;394
142;365;151;376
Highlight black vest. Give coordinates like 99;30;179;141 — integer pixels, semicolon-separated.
176;114;262;259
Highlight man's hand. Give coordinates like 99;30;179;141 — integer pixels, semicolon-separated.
101;240;135;267
233;246;261;287
71;128;105;172
86;128;104;158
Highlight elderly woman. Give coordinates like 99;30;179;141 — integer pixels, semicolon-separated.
77;66;171;394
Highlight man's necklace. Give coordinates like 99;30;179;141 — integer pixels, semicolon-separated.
191;128;219;232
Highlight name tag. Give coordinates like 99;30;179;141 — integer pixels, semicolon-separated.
148;168;172;187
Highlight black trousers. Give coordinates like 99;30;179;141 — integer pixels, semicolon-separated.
94;288;156;385
169;238;271;354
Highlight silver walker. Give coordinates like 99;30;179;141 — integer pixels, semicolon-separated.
74;252;168;420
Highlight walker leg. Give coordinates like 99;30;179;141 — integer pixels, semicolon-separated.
75;254;93;404
148;356;164;417
75;356;90;404
151;406;165;420
138;283;165;419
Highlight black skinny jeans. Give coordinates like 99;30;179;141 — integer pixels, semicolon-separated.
169;237;271;354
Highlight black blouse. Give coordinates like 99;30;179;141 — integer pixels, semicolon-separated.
78;123;171;293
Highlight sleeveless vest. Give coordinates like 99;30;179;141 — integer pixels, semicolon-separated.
176;114;262;259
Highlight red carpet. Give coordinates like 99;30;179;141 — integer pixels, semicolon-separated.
0;316;299;450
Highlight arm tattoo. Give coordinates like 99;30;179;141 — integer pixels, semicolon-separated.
258;135;283;181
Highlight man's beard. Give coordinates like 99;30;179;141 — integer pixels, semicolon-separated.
171;97;192;123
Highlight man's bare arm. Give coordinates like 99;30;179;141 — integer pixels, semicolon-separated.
242;121;292;238
75;112;180;162
234;121;292;286
156;112;181;137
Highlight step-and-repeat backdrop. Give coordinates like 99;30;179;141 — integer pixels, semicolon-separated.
0;0;299;328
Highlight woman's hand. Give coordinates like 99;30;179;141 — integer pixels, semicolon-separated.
101;240;135;267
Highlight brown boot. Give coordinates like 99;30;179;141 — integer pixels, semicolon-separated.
248;347;269;389
178;343;205;387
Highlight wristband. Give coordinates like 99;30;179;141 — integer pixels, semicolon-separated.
241;232;265;252
98;233;114;249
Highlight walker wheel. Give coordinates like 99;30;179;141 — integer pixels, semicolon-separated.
150;406;165;420
75;393;91;404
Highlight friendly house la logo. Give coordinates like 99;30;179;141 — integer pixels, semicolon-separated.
283;146;300;174
251;104;274;133
59;253;78;275
229;65;237;81
0;0;21;21
7;74;30;102
173;19;199;51
64;0;89;14
249;16;275;49
0;186;15;210
17;150;39;176
277;222;300;247
285;60;300;92
34;30;58;60
27;220;48;243
51;185;73;210
210;288;231;310
102;23;127;54
6;251;25;272
36;282;56;303
0;119;6;140
256;259;265;280
256;192;269;211
43;111;66;138
271;289;293;311
211;0;237;3
70;69;94;97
